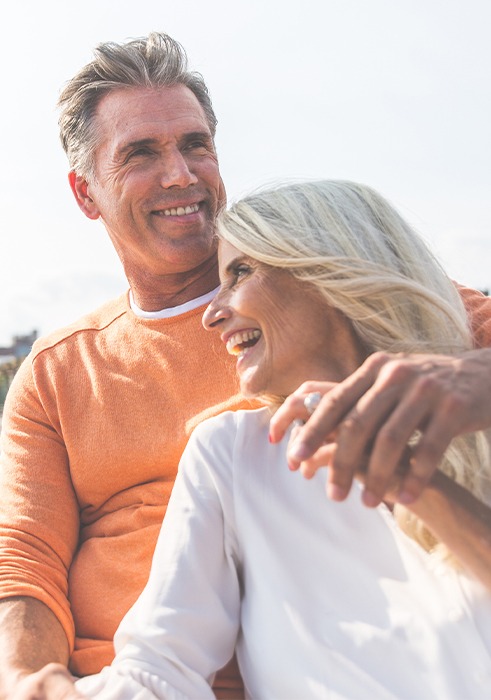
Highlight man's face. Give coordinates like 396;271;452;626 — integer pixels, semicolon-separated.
77;85;223;281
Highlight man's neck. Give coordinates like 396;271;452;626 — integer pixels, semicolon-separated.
127;259;220;312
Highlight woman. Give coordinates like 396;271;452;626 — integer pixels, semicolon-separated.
78;181;491;699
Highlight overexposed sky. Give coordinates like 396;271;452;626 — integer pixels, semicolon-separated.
1;0;490;344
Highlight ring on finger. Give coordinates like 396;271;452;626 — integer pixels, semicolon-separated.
303;391;322;416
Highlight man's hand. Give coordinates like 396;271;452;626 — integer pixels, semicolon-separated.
269;349;491;507
8;664;85;700
0;597;82;700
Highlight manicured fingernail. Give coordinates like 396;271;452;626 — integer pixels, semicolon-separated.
362;490;379;508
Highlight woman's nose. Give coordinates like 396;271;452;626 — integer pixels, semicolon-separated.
202;294;230;331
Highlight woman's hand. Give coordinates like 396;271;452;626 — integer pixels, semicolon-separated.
269;349;491;507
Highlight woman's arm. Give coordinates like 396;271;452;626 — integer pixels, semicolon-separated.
78;422;241;699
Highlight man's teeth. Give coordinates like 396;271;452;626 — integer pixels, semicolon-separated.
226;330;261;356
163;203;199;216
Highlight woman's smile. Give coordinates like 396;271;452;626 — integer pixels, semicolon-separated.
225;329;262;356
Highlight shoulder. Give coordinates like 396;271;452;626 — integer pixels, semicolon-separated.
190;406;272;447
457;284;491;348
30;293;129;359
175;408;273;520
182;407;272;480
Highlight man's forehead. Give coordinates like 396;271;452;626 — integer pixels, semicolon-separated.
95;85;210;144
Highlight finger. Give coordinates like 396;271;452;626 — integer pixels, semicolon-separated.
298;444;336;479
365;369;461;505
331;358;439;506
396;394;465;504
325;372;409;503
297;444;352;504
360;401;432;508
269;381;336;443
286;353;397;467
285;368;382;469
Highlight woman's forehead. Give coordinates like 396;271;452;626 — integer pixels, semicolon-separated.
218;240;244;268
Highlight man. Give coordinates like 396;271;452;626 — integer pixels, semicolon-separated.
1;30;491;700
0;32;253;700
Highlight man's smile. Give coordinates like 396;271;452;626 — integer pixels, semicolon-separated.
152;202;201;217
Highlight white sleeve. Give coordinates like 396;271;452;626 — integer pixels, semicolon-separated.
77;420;241;700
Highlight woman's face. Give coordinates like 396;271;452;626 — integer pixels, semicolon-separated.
202;240;365;398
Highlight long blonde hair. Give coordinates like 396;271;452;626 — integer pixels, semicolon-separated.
217;179;491;556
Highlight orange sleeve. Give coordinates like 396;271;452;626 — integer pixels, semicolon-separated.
0;355;78;652
458;285;491;348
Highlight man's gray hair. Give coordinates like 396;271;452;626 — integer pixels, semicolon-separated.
58;31;217;179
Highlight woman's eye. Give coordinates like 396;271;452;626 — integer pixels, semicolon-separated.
234;265;251;281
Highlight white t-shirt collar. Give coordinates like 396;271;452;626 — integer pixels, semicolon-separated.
129;287;219;319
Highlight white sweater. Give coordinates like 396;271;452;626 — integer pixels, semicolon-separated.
78;408;491;699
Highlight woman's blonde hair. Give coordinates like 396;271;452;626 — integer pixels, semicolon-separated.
217;179;491;556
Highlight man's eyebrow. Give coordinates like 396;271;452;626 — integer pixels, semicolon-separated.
116;138;159;158
180;130;214;144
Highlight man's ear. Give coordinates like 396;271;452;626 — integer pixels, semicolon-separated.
68;171;101;220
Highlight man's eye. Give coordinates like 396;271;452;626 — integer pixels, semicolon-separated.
126;147;152;161
186;139;211;153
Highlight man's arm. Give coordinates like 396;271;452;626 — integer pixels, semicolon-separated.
0;597;83;699
0;356;81;699
271;285;491;507
270;349;491;506
407;471;491;590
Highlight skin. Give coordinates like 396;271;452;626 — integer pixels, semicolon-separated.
202;241;367;396
0;598;83;699
205;241;491;591
70;84;224;310
1;84;224;700
4;82;491;699
270;349;491;506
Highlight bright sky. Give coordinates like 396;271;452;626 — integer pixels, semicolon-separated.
1;0;490;345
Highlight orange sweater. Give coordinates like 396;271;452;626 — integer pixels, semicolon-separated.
0;293;254;677
0;287;490;680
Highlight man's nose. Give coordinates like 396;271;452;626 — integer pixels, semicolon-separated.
159;150;198;189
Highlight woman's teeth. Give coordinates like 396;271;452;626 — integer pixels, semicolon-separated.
226;329;261;356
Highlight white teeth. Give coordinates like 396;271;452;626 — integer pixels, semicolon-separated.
162;203;199;216
226;329;261;356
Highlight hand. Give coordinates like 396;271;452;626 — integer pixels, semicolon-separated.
8;663;85;700
269;349;491;507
